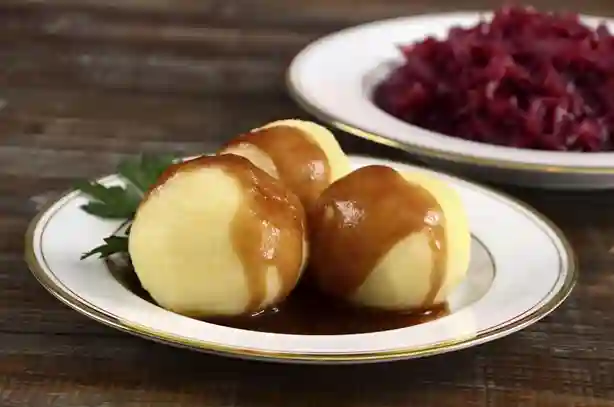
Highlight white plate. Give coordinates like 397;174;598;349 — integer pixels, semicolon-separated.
25;155;576;364
287;12;614;189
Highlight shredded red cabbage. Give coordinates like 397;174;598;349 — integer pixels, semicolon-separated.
372;6;614;151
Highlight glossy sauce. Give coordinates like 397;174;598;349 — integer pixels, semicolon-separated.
308;165;447;307
144;154;305;313
107;257;448;335
223;125;331;210
211;282;449;334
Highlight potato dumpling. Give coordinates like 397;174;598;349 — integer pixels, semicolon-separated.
308;165;471;311
219;119;351;211
129;154;307;318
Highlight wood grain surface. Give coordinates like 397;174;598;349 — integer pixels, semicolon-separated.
2;0;614;406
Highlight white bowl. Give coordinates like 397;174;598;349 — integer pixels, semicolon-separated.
287;12;614;189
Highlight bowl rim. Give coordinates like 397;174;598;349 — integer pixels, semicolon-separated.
286;10;614;175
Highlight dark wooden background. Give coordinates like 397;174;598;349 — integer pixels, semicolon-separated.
3;1;614;406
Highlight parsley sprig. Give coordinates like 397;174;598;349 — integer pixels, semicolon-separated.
80;236;129;260
77;154;176;260
74;181;141;219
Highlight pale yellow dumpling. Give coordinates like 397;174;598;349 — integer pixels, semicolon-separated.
219;119;351;210
308;164;471;311
129;154;307;318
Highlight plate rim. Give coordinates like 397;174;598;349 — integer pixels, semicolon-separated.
24;155;578;363
286;10;614;175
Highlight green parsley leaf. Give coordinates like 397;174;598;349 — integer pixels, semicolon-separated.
81;236;129;260
75;181;142;219
117;154;177;196
77;153;178;262
75;153;177;220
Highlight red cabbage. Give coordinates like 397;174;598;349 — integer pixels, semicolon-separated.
372;6;614;151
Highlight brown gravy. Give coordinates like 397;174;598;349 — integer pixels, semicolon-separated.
210;281;449;335
224;155;305;312
107;257;448;335
223;125;331;210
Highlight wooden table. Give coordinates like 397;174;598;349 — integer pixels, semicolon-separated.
2;1;614;406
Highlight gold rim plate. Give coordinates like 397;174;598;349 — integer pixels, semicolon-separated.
24;155;577;363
